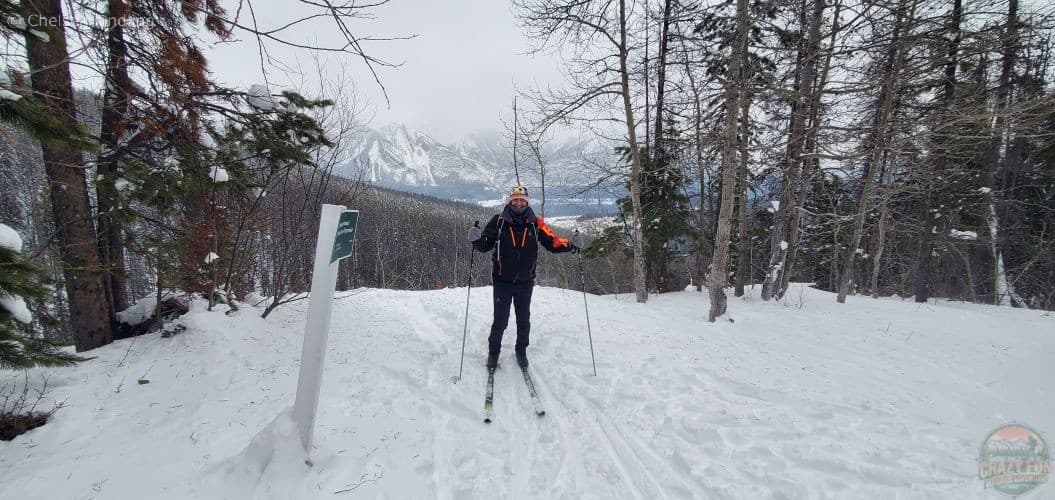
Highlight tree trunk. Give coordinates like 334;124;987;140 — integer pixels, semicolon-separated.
947;240;976;302
23;0;113;351
983;0;1022;307
761;0;825;301
734;96;751;297
643;0;674;294
652;0;673;156
870;186;892;298
618;0;648;304
97;0;132;320
778;0;841;298
708;0;749;321
987;199;1024;305
868;145;898;299
912;191;938;302
914;0;961;303
682;39;707;293
830;223;842;291
837;0;911;303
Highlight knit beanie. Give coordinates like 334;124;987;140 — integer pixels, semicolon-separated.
506;185;529;205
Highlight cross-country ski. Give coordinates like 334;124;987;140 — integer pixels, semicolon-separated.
483;367;495;423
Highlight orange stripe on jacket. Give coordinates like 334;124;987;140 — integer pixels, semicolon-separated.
536;217;570;248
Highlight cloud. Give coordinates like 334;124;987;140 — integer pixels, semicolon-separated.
205;0;564;143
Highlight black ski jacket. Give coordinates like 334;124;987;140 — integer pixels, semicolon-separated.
472;206;573;283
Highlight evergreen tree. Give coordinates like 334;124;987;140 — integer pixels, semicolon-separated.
111;88;334;301
2;3;100;355
0;224;82;368
586;138;694;292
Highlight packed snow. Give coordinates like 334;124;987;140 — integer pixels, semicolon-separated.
0;284;1052;499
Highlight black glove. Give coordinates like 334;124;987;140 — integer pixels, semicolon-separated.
467;225;483;242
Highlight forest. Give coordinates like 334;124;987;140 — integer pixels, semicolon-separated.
0;0;1053;368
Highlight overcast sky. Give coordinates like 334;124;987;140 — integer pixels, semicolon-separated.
206;0;565;144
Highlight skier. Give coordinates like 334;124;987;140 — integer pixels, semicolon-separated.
467;185;583;369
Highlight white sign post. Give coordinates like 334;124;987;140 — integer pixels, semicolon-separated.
293;204;358;454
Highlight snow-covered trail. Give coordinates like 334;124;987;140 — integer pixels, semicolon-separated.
283;285;1053;499
0;284;1052;499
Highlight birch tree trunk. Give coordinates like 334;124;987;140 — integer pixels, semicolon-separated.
983;0;1025;307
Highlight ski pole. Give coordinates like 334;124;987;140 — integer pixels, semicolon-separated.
456;220;479;382
575;230;597;376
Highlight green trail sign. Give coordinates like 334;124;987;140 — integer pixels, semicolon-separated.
330;210;359;263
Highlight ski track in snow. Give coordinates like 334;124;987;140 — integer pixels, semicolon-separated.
0;284;1052;499
309;286;1051;499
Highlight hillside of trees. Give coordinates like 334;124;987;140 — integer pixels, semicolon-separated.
512;0;1054;320
0;0;1052;368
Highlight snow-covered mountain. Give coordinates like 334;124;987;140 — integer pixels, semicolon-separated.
339;124;620;215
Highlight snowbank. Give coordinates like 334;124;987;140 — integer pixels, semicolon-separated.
0;286;1051;499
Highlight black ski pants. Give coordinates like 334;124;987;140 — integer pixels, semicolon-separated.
488;280;533;356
